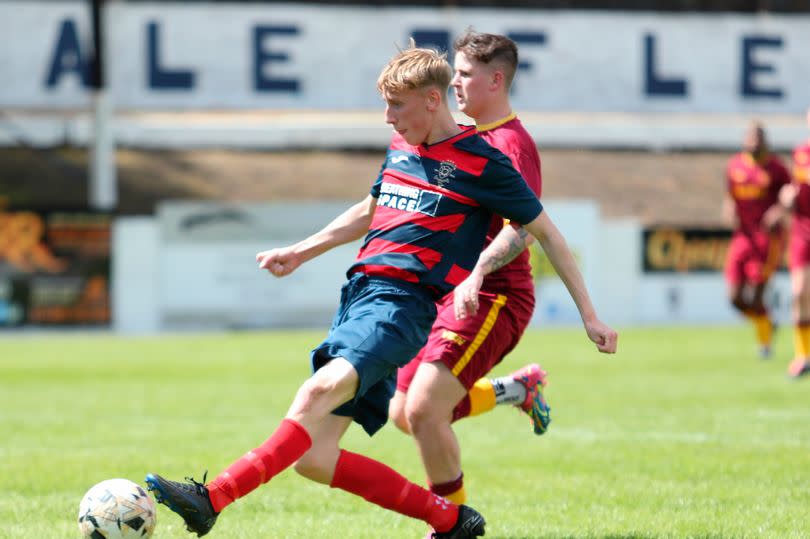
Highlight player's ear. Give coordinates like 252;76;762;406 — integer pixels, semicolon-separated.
491;70;504;92
425;87;443;111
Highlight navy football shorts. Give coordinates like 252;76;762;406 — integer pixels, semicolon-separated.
311;273;436;435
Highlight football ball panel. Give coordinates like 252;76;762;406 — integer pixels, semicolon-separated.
78;478;156;539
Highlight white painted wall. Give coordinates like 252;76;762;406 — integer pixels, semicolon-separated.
111;201;792;332
532;200;601;326
156;201;361;330
112;217;160;334
2;110;806;152
594;218;642;327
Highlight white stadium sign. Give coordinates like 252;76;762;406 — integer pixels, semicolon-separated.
0;2;808;112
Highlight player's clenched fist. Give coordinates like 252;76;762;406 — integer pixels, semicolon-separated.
256;247;302;277
584;318;618;354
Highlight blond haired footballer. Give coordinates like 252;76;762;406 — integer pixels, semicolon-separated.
144;44;616;539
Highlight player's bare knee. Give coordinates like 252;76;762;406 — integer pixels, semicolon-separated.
299;376;334;405
388;395;412;434
287;379;334;422
404;400;439;434
390;409;411;434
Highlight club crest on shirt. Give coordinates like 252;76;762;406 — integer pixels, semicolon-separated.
434;160;457;188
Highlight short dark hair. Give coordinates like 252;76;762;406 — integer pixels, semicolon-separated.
453;30;519;88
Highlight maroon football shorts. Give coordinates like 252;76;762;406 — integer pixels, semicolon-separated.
397;288;534;392
790;226;810;271
725;230;783;286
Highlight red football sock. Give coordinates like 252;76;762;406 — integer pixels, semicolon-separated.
207;419;312;512
330;450;459;532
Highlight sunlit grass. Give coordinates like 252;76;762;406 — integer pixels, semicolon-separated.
1;326;808;538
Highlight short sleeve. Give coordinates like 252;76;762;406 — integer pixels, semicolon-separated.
370;150;390;198
475;154;543;225
513;149;543;199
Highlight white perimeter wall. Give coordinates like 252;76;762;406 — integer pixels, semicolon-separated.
113;201;790;333
1;2;808;113
3;3;808;151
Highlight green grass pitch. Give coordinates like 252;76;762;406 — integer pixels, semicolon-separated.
1;326;808;539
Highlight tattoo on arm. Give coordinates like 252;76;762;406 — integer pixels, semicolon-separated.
481;227;530;274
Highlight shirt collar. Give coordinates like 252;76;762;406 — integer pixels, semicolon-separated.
476;112;517;133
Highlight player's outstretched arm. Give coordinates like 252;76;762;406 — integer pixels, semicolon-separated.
778;182;799;210
524;211;618;354
454;222;533;320
760;183;798;232
257;194;377;277
762;201;791;231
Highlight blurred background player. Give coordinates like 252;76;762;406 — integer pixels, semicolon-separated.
722;122;790;358
777;107;810;378
388;30;547;509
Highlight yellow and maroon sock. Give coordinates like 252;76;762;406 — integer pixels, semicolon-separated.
745;310;773;348
430;473;466;505
452;378;497;422
207;419;311;512
794;320;810;360
330;450;459;533
467;378;497;416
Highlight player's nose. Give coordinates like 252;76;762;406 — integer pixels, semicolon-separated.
384;106;396;125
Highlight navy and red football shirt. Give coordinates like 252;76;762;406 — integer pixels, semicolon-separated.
348;125;543;296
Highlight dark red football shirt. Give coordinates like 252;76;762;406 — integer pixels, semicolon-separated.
726;152;790;236
791;142;810;237
477;114;543;293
